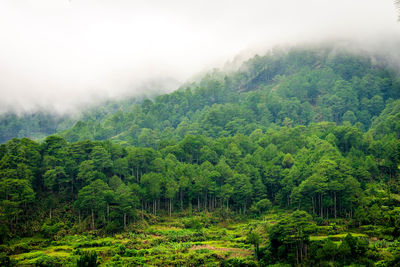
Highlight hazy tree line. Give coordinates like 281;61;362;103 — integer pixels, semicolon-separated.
0;96;141;143
52;47;400;146
2;48;399;146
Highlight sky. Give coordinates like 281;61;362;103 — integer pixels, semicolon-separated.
0;0;399;114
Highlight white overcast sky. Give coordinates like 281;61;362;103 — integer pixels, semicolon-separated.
0;0;399;114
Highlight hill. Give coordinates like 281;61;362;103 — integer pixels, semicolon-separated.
1;45;400;266
58;46;400;147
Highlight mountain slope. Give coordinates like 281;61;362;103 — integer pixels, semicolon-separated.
59;46;399;147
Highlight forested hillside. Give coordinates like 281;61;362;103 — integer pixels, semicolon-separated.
58;46;400;147
1;46;400;266
0;97;140;143
0;112;70;144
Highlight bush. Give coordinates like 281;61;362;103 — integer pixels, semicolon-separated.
214;208;235;221
250;199;272;215
40;222;64;238
0;224;10;244
109;254;123;266
220;258;258;267
105;221;122;234
315;217;323;225
0;253;16;267
116;244;126;256
76;251;99;267
183;217;203;230
34;255;61;267
0;245;9;254
124;249;138;257
9;242;30;254
337;234;370;265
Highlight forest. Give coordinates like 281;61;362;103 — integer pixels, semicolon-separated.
1;46;400;266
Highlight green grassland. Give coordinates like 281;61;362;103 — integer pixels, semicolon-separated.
4;211;398;266
6;216;253;266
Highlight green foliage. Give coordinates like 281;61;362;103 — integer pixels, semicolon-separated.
267;211;316;264
220;258;258;267
183;217;203;231
250;199;271;215
246;231;261;260
40;221;64;238
0;253;16;267
76;251;99;267
0;224;10;244
34;255;61;267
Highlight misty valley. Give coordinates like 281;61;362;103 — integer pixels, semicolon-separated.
2;46;400;266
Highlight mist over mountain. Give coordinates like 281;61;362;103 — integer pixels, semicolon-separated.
0;0;399;115
2;39;400;144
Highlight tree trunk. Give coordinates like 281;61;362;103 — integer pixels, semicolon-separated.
300;240;303;263
204;191;207;211
311;196;315;214
334;192;337;219
180;189;183;211
141;200;144;220
71;178;74;195
124;213;127;229
91;209;95;230
254;244;259;260
169;198;172;217
320;194;323;218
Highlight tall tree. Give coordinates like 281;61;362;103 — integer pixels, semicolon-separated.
76;179;111;229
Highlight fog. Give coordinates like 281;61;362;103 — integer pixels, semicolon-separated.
0;0;399;114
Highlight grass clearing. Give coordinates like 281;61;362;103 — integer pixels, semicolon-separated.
310;232;368;241
7;214;379;266
8;216;256;266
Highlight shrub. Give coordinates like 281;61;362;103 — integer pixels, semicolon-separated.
220;258;258;267
105;221;122;234
40;222;64;238
250;199;272;215
76;251;99;267
0;245;9;254
9;242;30;254
0;253;16;267
124;249;138;257
183;217;203;230
34;255;61;267
0;224;10;244
116;244;126;256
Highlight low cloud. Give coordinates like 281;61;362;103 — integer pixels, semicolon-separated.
0;0;399;114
